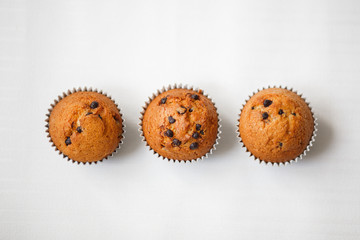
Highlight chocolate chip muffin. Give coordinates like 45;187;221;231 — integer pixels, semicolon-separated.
141;88;219;161
238;87;315;164
46;89;123;163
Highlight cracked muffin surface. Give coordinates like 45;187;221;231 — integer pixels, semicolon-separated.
239;88;314;163
49;91;123;163
142;88;218;161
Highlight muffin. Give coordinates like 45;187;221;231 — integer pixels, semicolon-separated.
46;89;124;164
238;87;315;164
141;86;219;161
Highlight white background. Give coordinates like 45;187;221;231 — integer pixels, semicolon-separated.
1;0;360;239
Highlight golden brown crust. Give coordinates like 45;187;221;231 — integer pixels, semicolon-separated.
239;88;314;163
142;88;218;161
49;91;123;163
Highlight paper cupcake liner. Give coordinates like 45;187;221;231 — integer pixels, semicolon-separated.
45;87;125;165
139;83;222;163
237;85;318;166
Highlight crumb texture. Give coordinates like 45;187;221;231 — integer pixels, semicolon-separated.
49;91;123;163
239;88;314;163
142;88;218;161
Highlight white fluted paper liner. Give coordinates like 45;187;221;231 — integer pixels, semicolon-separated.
139;84;222;163
237;85;318;166
45;87;125;165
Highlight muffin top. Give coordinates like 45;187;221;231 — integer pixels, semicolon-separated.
239;88;314;163
48;91;123;163
142;88;219;161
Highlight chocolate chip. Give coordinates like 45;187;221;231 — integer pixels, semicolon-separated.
262;112;269;120
263;99;272;107
86;112;92;116
177;106;187;115
76;127;82;133
192;132;199;139
191;94;199;100
90;101;99;109
200;130;204;135
65;137;71;146
279;142;283;147
190;142;199;150
164;129;173;138
172;139;181;146
278;109;284;115
189;108;193;112
160;97;167;104
98;115;102;120
292;113;296;116
196;124;201;131
168;116;176;124
251;106;255;110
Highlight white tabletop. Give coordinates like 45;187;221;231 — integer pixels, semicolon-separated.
1;0;360;239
